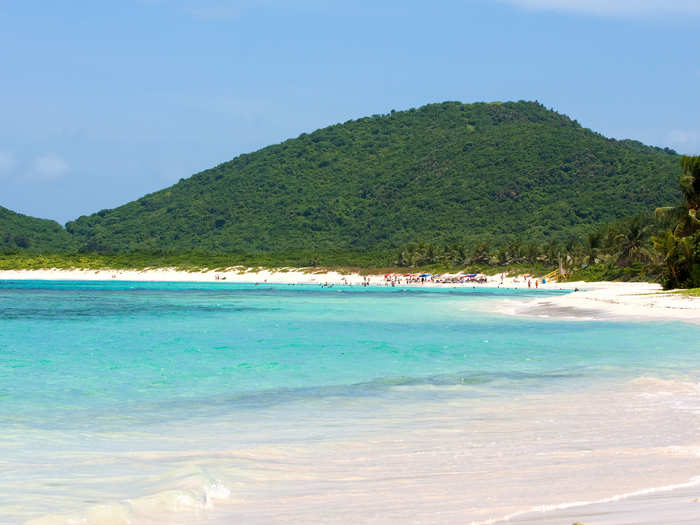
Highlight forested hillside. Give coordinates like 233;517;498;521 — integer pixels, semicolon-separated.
0;206;75;253
64;101;681;253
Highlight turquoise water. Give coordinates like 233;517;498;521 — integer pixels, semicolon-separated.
2;281;700;524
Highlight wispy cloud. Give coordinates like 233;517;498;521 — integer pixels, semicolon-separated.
29;154;70;182
500;0;700;17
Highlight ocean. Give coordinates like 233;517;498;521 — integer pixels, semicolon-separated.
2;280;700;524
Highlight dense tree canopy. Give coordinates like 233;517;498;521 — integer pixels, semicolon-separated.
62;101;681;254
654;155;700;289
0;206;75;254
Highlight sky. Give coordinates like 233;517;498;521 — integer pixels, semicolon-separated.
1;0;699;224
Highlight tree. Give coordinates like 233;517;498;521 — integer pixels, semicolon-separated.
470;241;492;265
654;156;700;289
656;156;700;237
582;231;603;266
614;216;653;267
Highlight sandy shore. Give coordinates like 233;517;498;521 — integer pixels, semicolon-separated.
506;480;700;525
1;268;698;324
499;281;700;324
0;267;368;285
0;267;629;288
0;267;578;288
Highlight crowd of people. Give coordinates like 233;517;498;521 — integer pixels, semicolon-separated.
382;272;490;286
378;272;548;288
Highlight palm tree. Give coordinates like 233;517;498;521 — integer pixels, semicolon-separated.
653;156;700;289
655;156;700;237
614;216;653;267
524;243;540;264
470;241;492;265
559;236;582;273
654;232;698;289
582;231;603;266
443;243;467;267
542;240;561;267
506;239;524;264
652;231;680;286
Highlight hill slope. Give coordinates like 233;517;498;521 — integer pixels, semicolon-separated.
66;101;681;253
0;206;75;253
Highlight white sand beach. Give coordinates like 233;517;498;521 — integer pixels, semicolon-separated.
0;267;368;285
1;267;698;324
498;281;700;324
507;481;700;525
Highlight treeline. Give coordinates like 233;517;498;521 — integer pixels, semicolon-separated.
0;250;396;272
394;213;666;281
0;213;667;281
394;155;700;289
654;156;700;289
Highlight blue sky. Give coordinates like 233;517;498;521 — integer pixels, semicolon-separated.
1;0;699;224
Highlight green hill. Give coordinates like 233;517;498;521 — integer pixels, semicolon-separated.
58;101;681;253
0;206;75;253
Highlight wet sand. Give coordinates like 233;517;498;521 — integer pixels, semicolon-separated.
509;283;700;324
509;484;700;524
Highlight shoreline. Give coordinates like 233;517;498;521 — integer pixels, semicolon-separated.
499;475;700;525
497;281;700;324
1;267;699;324
0;267;558;286
0;266;634;289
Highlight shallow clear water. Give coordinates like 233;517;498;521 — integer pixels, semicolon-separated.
2;281;700;524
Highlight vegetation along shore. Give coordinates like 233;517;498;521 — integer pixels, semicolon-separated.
1;102;698;293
